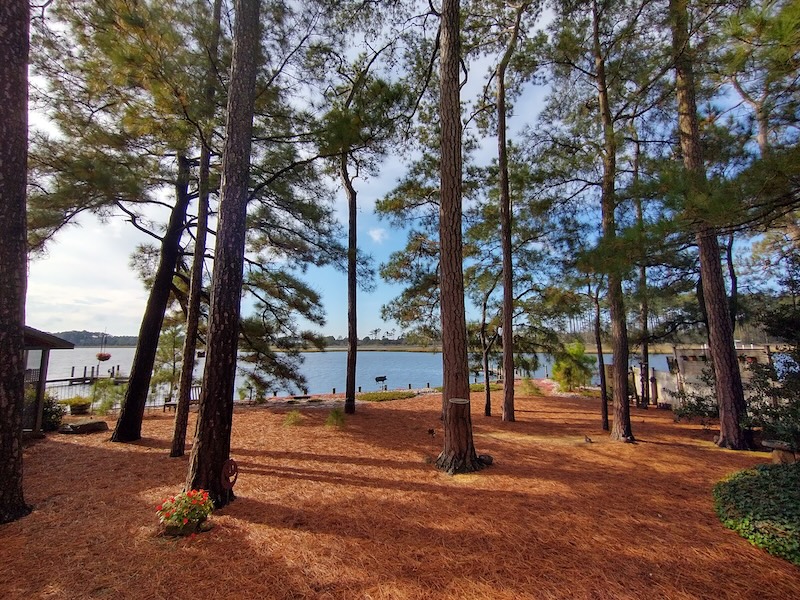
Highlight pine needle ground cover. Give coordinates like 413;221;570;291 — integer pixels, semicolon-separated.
3;382;799;599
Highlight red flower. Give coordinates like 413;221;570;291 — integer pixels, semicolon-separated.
156;504;163;511
183;518;189;525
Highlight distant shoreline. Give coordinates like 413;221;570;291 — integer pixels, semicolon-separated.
68;342;762;355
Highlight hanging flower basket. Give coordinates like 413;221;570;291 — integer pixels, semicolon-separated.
96;352;111;362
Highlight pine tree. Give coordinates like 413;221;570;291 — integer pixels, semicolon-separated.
669;0;748;449
185;0;261;507
435;0;484;474
0;0;32;525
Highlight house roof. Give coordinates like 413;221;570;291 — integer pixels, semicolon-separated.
24;326;75;350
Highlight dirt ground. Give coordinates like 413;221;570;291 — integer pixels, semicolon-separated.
2;381;798;599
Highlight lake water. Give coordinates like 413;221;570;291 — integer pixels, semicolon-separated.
45;347;670;396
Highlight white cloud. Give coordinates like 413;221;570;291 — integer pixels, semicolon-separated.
26;215;152;336
368;228;388;244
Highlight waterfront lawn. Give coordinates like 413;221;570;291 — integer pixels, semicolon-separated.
4;382;798;599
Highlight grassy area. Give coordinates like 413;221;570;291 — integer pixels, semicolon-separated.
713;463;800;566
357;390;417;402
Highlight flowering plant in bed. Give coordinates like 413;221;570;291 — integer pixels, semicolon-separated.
156;489;214;535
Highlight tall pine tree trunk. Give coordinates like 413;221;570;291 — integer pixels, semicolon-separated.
171;148;210;457
497;4;527;424
669;0;746;449
590;282;609;431
185;0;261;506
593;0;632;441
435;0;483;474
112;155;191;442
0;0;32;525
479;292;496;417
633;134;649;407
343;150;358;415
171;0;222;458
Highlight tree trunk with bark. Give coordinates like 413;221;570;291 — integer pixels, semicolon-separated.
670;0;747;449
171;149;210;458
593;0;632;441
497;4;527;423
590;282;609;431
631;131;649;408
343;151;358;415
112;155;191;442
0;0;32;525
185;0;261;506
171;0;222;458
435;0;483;474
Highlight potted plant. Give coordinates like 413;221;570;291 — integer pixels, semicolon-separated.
156;489;214;536
60;396;92;415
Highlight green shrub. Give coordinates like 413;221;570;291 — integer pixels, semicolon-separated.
713;463;800;566
92;379;127;415
325;407;346;428
745;360;800;450
41;393;66;431
469;382;502;392
59;396;92;415
283;410;303;426
552;341;594;391
358;390;415;402
668;367;719;424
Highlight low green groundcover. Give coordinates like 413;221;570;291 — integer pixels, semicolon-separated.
713;463;800;566
358;390;416;402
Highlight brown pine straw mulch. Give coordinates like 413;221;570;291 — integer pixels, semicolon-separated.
3;380;798;600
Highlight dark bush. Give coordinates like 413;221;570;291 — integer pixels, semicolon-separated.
41;393;66;431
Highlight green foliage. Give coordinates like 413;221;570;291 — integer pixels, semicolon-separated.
41;392;66;431
468;383;502;392
51;330;137;347
283;410;303;427
325;407;346;428
150;319;185;403
670;367;720;423
713;464;800;566
744;305;800;449
59;396;92;407
520;378;542;396
358;390;416;402
745;360;800;450
552;341;594;391
24;386;65;430
92;379;127;416
156;489;213;528
672;395;720;423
